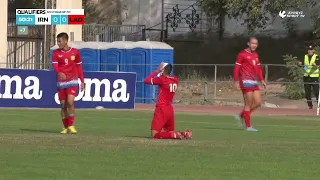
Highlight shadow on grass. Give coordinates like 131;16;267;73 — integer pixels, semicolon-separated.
125;135;151;139
202;127;243;131
20;129;58;134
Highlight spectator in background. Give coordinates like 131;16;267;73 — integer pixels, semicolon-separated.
298;45;319;109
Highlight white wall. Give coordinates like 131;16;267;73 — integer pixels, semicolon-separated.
0;0;8;68
121;0;162;28
121;0;313;36
56;0;82;41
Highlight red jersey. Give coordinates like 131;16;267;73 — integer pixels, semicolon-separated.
52;48;84;89
144;72;179;106
233;49;264;89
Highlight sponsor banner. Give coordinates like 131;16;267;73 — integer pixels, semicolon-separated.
0;69;136;109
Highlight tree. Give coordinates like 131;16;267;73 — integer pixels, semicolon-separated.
8;0;44;11
198;0;316;36
83;0;124;24
309;0;320;38
283;54;305;99
198;0;227;39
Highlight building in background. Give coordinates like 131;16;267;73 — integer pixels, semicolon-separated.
121;0;313;37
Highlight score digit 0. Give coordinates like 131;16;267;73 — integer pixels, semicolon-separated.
62;17;67;23
53;17;58;23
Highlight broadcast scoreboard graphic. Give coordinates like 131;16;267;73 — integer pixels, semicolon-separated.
16;9;84;25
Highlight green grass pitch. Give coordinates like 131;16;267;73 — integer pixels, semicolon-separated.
0;109;319;180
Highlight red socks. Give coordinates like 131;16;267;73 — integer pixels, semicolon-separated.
153;132;181;139
240;110;253;119
242;111;251;128
180;132;187;137
62;118;68;128
239;111;244;118
62;115;75;128
68;115;75;127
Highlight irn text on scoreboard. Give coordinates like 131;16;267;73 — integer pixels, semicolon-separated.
15;9;85;25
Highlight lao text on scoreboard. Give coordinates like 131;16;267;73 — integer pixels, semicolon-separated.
16;9;85;25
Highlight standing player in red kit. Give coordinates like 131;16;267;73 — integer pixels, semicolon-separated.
52;32;85;134
144;62;192;139
233;37;267;132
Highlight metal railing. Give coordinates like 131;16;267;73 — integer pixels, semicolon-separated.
7;24;147;70
1;63;310;105
82;24;146;42
7;38;45;69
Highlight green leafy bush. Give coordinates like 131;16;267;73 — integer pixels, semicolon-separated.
283;55;305;99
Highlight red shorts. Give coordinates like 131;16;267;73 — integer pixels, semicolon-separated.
58;86;78;101
151;105;175;132
241;87;260;94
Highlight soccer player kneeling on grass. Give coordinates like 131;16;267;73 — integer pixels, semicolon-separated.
144;62;192;139
52;32;85;134
233;37;267;132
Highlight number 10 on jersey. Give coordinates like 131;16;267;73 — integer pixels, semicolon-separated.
169;83;177;92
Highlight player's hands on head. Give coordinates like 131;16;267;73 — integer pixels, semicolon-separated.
157;62;165;73
80;83;85;92
58;72;66;80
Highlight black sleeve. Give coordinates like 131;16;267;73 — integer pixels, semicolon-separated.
315;55;319;65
